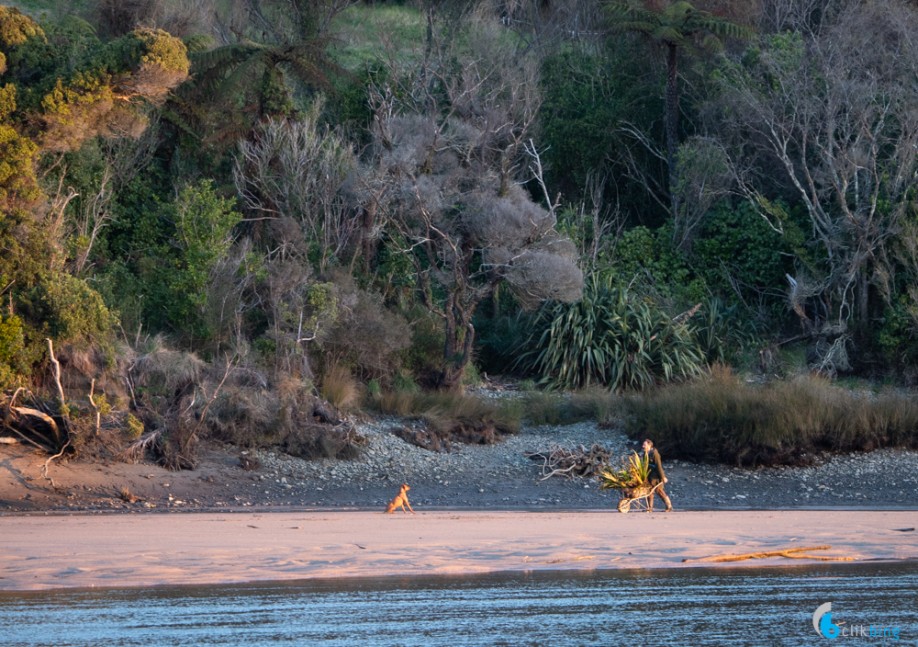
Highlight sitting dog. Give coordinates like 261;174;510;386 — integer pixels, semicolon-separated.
384;483;415;514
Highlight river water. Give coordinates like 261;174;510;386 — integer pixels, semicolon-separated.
1;562;915;646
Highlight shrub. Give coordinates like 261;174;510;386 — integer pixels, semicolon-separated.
416;391;521;441
324;284;410;381
692;201;793;312
623;368;918;466
474;301;533;377
161;179;241;345
372;389;522;448
693;297;760;365
521;275;705;391
203;385;278;448
608;225;706;304
28;272;118;349
125;413;144;439
521;388;619;426
319;364;360;411
0;313;27;387
876;293;918;375
283;424;366;460
0;124;40;211
402;307;446;387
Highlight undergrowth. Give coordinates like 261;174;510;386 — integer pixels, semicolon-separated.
369;389;521;448
623;366;918;466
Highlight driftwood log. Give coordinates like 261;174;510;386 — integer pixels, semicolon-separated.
3;387;64;451
526;444;613;480
682;545;856;563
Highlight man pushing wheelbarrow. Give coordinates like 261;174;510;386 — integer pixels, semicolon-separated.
599;439;673;513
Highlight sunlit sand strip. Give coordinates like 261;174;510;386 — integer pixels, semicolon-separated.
0;510;915;591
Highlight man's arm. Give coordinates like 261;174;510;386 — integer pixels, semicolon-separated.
654;449;667;482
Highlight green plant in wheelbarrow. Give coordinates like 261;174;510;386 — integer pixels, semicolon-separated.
598;451;654;513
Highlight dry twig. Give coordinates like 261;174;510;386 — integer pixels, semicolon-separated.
121;430;162;463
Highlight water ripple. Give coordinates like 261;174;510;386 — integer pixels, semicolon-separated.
1;562;915;646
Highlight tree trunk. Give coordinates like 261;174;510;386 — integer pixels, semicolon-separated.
439;292;476;390
665;42;681;223
357;199;378;274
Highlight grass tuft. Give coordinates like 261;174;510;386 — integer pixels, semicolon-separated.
319;364;360;411
370;389;521;447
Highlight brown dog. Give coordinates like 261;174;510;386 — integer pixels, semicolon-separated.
384;483;415;514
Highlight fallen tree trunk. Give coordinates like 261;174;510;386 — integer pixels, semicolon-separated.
3;388;66;452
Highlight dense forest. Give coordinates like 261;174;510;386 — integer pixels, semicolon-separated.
2;0;918;468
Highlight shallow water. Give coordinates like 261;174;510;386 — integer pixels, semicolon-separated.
1;562;915;646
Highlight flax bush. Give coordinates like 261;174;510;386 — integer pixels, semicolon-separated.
521;275;705;391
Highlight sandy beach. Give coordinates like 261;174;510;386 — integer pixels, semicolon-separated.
1;510;915;591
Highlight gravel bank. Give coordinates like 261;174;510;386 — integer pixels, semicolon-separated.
3;414;916;513
245;418;918;511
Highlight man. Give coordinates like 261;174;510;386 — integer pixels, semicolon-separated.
642;439;673;512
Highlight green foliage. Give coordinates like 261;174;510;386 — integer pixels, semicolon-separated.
0;122;38;209
2;15;98;112
402;307;446;386
29;271;117;346
624;369;918;466
539;46;651;203
168;31;340;158
0;6;43;49
125;412;144;439
691;296;757;365
692;201;792;307
522;275;705;391
40;70;112;116
328;3;425;71
3;18;187;150
0;83;16;118
324;286;410;381
609;225;705;303
0;312;27;386
132;27;190;75
473;309;531;376
876;294;918;369
161;179;241;342
599;451;649;490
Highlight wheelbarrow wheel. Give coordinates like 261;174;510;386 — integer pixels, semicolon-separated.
618;498;632;513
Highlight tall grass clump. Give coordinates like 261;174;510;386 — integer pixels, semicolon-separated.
521;387;620;426
319;364;360;411
520;275;705;391
369;388;521;446
624;366;918;466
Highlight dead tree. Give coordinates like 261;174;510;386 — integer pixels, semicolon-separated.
362;8;583;388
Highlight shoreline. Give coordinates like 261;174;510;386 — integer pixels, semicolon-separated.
2;509;915;592
3;502;918;517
